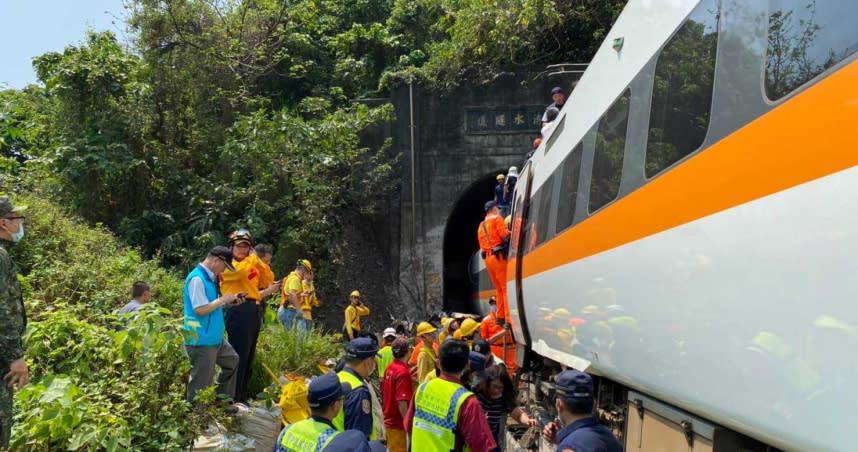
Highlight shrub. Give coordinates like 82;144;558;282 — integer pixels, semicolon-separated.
249;321;344;398
10;195;223;451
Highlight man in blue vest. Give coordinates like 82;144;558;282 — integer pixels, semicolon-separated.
335;338;379;440
276;372;385;452
541;370;621;452
183;246;242;404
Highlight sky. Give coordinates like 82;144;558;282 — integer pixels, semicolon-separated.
1;0;128;89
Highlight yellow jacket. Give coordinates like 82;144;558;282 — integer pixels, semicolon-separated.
220;253;266;302
344;304;370;339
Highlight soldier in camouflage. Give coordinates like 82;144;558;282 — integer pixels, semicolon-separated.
0;196;28;448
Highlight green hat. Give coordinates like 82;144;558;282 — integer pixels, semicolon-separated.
0;196;27;218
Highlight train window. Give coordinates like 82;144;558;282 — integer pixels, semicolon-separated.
526;174;555;252
544;116;565;155
645;0;718;179
765;1;858;100
589;89;630;213
556;142;584;232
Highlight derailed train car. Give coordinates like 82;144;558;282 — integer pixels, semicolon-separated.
503;1;858;450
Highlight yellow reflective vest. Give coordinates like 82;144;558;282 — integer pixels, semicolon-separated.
276;418;340;452
333;370;377;440
377;345;394;378
412;377;473;452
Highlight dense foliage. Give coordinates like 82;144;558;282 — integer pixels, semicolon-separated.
0;1;628;449
0;0;625;282
9;196;222;451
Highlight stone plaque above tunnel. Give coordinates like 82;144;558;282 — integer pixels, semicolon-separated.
465;106;545;134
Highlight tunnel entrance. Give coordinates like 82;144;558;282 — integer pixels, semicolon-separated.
443;171;507;314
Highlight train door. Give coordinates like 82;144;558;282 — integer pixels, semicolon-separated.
508;161;533;345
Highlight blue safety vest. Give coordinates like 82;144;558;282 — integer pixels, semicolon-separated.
182;264;223;346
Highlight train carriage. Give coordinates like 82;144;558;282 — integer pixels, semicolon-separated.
502;0;858;450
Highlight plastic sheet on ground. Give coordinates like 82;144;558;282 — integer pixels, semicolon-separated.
237;403;283;452
191;423;256;452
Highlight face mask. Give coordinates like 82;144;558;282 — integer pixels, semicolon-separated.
9;223;23;243
490;305;497;313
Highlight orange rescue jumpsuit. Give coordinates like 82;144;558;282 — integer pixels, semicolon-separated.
478;212;511;322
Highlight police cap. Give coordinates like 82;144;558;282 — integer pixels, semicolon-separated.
346;337;379;360
555;369;593;404
307;373;350;408
472;340;491;356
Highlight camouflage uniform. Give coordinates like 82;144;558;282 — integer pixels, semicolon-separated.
0;204;26;448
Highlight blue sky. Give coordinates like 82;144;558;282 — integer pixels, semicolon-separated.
1;0;128;89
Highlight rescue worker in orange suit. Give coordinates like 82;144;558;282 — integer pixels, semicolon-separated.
481;296;517;374
221;229;282;403
478;200;510;325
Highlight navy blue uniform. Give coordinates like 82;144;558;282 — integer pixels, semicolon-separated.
341;367;374;438
555;416;621;452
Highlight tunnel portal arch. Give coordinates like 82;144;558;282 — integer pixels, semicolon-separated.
442;170;508;314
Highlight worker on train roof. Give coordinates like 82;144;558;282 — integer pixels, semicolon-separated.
542;370;621;452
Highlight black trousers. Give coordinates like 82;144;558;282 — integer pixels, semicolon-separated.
225;301;263;403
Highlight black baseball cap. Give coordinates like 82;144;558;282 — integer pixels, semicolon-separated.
484;200;498;212
209;246;236;272
346;337;379;360
555;370;593;405
307;373;351;408
551;86;565;95
472;340;491;356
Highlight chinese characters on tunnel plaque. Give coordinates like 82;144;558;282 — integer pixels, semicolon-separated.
465;106;544;134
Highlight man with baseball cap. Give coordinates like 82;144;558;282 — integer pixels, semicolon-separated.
0;196;27;447
542;370;620;452
276;373;381;452
334;338;379;440
183;246;241;404
543;86;566;126
376;328;397;378
382;337;412;452
477;200;510;326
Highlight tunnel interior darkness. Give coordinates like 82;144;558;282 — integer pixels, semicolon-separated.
443;171;506;314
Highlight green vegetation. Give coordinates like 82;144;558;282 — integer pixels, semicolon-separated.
9;195;221;451
0;1;628;449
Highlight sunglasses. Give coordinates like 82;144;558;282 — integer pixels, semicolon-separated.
4;216;25;221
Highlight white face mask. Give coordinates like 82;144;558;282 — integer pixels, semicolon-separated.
7;222;23;243
490;305;497;313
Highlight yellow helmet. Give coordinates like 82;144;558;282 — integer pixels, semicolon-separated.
440;317;453;329
417;322;437;336
297;259;313;271
457;318;481;337
350;290;361;298
496;174;505;181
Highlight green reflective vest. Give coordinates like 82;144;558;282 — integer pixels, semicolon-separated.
277;418;340;452
377;346;394;377
333;369;378;440
412;377;473;452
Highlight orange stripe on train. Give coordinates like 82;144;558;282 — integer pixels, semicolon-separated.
517;60;858;280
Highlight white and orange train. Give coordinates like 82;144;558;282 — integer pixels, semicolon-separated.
472;0;858;450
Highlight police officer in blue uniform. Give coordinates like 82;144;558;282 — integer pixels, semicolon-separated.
542;370;621;452
335;338;379;440
276;373;387;452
